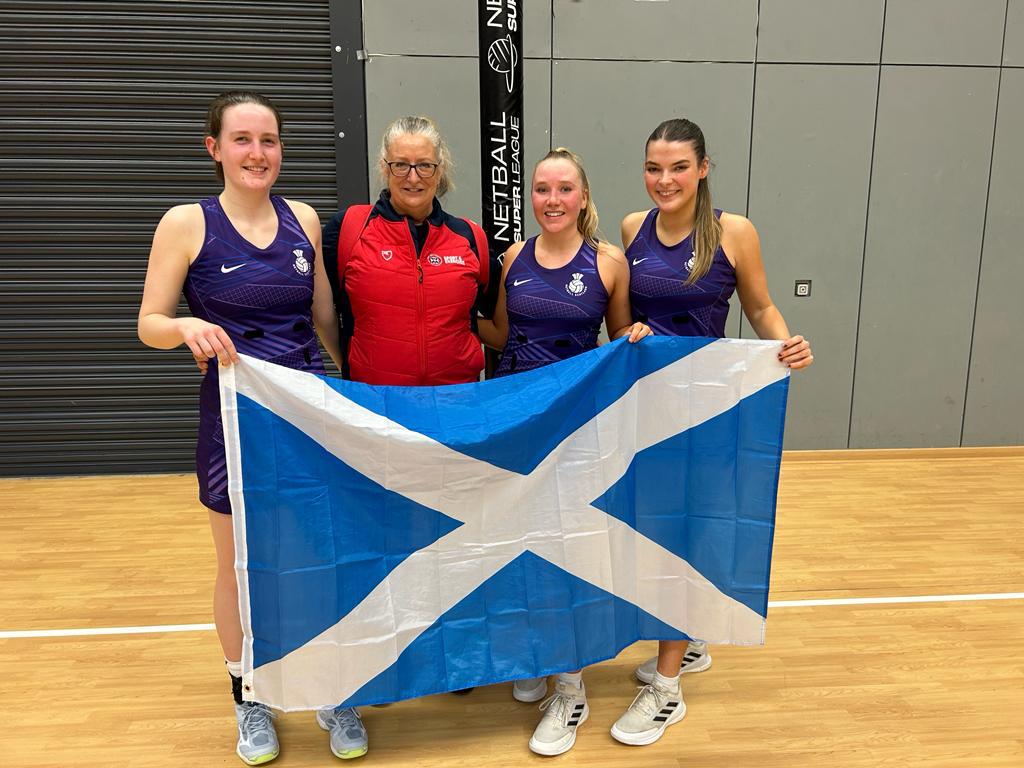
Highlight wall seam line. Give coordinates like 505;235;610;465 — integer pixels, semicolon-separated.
738;0;760;341
847;0;888;449
959;0;1010;447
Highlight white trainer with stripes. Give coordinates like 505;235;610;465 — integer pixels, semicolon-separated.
634;640;711;684
528;679;589;756
610;681;686;746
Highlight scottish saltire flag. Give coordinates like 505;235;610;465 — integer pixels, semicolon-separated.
219;337;789;712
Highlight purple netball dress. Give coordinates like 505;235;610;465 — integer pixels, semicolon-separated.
626;209;736;338
182;195;325;513
494;237;608;377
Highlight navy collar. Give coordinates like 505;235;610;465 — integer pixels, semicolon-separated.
375;190;446;227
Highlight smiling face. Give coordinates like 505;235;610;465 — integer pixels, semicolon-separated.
382;132;440;222
531;157;587;236
643;139;709;216
205;102;282;192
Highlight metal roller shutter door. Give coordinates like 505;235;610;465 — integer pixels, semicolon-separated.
0;0;337;476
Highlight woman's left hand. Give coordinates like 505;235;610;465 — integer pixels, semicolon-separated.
621;322;653;343
779;334;813;369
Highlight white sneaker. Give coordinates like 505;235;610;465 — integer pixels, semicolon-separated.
234;702;279;765
528;679;589;756
513;676;547;703
316;706;368;759
635;641;711;684
610;682;686;746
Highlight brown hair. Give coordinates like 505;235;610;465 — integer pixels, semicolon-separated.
205;91;283;182
536;147;600;247
646;118;721;285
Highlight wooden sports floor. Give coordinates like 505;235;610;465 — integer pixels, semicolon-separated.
2;448;1022;767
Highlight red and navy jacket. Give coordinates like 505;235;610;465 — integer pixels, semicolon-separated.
323;191;492;386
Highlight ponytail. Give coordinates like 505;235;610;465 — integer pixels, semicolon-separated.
537;147;600;247
646;118;721;284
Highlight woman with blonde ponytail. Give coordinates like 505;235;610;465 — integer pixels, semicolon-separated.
478;148;649;380
476;148;649;756
613;118;813;747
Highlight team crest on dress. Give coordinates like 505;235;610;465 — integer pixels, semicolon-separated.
381;250;393;261
427;254;442;266
685;255;696;272
566;273;587;296
292;249;310;275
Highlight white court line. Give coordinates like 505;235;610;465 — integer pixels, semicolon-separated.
0;623;215;639
768;592;1024;608
2;591;1022;639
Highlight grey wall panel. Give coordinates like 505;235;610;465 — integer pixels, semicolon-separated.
551;0;756;62
883;0;1006;65
550;59;752;338
364;0;552;58
747;65;877;449
757;0;884;63
963;69;1024;446
1006;0;1024;66
365;55;551;235
850;66;999;448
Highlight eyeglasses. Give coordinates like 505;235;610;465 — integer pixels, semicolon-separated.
385;160;439;178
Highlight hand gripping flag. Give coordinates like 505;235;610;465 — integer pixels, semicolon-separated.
219;336;789;711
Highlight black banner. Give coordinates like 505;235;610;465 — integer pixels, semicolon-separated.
478;0;524;260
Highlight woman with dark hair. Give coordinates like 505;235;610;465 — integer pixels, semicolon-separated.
138;91;347;765
611;117;813;747
478;147;649;757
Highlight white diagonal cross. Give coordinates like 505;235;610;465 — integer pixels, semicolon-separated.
221;339;787;711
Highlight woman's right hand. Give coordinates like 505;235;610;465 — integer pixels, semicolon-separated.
176;317;239;368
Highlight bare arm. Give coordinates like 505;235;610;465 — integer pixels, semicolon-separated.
137;204;239;367
599;242;651;343
620;210;648;251
476;242;525;351
288;199;342;371
724;213;813;370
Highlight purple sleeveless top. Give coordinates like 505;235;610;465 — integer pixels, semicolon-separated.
494;236;609;377
183;195;325;513
626;208;736;338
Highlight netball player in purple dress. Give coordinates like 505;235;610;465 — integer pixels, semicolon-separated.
478;148;650;756
137;92;364;765
608;118;813;747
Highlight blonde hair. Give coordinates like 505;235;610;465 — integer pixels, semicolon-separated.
646;119;721;285
378;115;454;197
536;148;600;247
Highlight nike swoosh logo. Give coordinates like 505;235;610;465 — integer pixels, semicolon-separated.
631;258;648;266
512;278;533;287
221;263;246;273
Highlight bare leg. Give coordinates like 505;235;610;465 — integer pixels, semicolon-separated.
656;640;687;677
208;509;243;662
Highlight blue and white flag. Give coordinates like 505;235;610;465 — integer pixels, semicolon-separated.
220;337;789;711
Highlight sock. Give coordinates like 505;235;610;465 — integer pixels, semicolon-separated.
226;659;244;705
557;671;583;690
653;670;681;693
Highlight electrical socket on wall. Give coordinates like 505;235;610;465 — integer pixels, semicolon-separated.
794;280;811;297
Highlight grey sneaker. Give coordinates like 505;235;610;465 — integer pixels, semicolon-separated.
234;702;279;765
635;641;711;684
513;676;548;703
610;681;686;746
528;680;589;756
316;706;368;760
